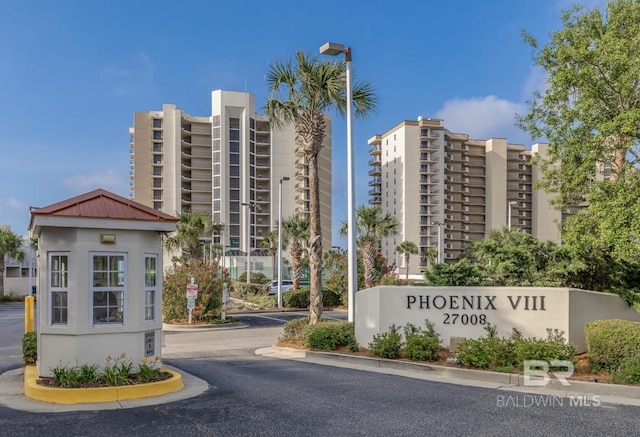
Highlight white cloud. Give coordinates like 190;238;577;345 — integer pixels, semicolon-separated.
62;169;129;197
435;96;529;145
8;197;27;211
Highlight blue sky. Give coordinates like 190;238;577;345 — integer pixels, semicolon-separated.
0;0;604;243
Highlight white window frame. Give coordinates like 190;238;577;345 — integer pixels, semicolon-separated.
144;254;158;322
49;252;70;326
90;252;127;326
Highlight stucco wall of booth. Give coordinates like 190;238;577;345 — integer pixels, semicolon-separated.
36;227;164;377
354;286;640;353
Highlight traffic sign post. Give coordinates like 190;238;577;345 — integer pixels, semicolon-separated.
186;280;198;324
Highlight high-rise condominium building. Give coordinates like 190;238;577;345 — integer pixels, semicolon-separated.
129;90;332;259
368;117;560;275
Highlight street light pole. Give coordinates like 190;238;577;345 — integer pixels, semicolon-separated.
508;201;518;231
241;202;256;284
277;176;290;308
320;41;356;324
433;221;443;263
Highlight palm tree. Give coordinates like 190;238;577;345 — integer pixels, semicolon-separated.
265;51;377;324
340;205;398;289
165;210;219;262
396;241;418;280
0;229;25;294
282;216;310;290
260;230;284;280
422;248;439;267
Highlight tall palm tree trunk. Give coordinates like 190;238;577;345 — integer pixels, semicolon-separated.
361;240;376;289
405;254;410;280
307;152;323;324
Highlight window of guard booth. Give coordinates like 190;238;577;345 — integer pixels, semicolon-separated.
50;252;69;325
91;253;126;325
144;255;158;321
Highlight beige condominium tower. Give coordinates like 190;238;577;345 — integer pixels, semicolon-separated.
129;90;332;269
368;117;560;276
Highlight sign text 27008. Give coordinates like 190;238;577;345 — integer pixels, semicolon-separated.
442;313;487;325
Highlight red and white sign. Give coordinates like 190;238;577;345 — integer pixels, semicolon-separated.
186;283;198;299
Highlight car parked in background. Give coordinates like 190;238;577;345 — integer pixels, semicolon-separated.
269;280;294;295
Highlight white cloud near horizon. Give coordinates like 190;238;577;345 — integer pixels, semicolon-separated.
435;95;530;145
62;169;129;197
8;197;28;211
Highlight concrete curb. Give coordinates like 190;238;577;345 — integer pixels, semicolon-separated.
23;364;183;404
263;347;640;406
162;322;249;332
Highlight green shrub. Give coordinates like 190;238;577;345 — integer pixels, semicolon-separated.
455;324;503;369
585;319;640;372
282;287;343;308
402;320;441;361
22;330;37;364
456;337;501;368
455;326;575;370
304;321;357;351
612;356;640;385
78;363;100;384
231;282;270;299
513;329;576;369
238;271;270;285
163;260;230;323
283;288;310;308
100;353;134;386
369;325;403;359
322;289;342;307
137;356;164;382
51;362;82;387
279;317;310;342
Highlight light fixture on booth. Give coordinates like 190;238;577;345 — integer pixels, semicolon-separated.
100;234;116;244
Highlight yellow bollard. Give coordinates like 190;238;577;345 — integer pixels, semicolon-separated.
25;296;34;333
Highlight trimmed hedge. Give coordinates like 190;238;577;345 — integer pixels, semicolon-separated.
456;326;576;370
22;330;37;364
304;321;357;351
282;287;342;308
585;319;640;372
231;282;270;299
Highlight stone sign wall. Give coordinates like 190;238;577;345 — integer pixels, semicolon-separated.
355;286;640;353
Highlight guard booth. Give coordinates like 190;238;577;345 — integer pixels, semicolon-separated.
29;189;178;377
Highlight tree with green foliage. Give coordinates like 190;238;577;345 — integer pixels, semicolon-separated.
518;0;640;263
341;205;398;289
260;230;286;280
396;241;418;280
424;259;487;286
282;216;310;290
162;259;231;323
165;211;221;262
265;51;377;324
0;229;25;294
323;247;349;293
465;228;562;286
422;248;438;267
